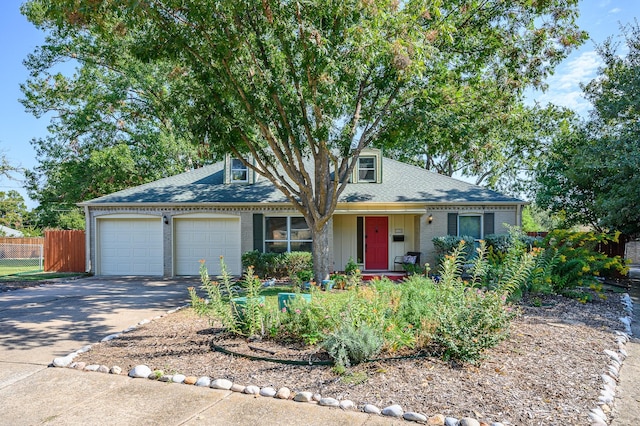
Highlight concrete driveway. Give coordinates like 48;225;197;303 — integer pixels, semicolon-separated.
0;276;196;366
0;276;388;426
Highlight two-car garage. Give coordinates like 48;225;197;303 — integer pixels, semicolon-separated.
96;214;241;276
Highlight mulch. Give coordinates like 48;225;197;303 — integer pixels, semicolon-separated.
71;286;630;426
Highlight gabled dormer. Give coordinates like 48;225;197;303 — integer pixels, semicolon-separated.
351;148;383;184
224;154;257;184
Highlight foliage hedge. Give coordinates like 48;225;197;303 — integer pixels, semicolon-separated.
241;250;313;282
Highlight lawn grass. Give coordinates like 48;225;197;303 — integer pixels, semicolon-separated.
0;271;87;282
0;259;43;277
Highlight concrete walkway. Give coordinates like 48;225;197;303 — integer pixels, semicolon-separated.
1;273;639;425
611;265;640;426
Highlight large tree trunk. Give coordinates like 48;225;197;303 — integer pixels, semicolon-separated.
311;219;332;284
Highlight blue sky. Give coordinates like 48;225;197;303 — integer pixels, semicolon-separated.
0;1;638;210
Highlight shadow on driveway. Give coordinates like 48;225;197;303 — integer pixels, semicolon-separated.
0;276;198;363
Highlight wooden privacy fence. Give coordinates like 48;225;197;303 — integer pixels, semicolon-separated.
44;230;85;272
0;237;44;258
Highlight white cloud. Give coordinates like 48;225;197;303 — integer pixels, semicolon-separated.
553;51;602;90
527;50;603;116
535;90;592;115
609;7;622;14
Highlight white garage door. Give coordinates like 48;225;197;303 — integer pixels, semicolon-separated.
174;217;241;276
98;218;163;276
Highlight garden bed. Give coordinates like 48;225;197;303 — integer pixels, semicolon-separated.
74;288;628;425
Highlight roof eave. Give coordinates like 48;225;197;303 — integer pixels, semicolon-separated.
79;199;527;209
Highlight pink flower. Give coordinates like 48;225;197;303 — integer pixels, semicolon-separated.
295;309;301;314
281;307;287;313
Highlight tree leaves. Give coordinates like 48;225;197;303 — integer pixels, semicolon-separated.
535;23;640;236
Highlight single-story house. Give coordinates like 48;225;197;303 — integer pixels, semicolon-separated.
0;225;24;237
79;149;526;277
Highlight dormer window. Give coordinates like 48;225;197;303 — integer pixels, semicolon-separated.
358;156;376;182
231;159;248;182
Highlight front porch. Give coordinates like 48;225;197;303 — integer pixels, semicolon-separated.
360;270;409;282
332;213;424;273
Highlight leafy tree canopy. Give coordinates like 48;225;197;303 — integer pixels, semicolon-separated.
0;190;31;230
535;23;640;236
382;103;576;195
24;0;585;279
21;1;207;228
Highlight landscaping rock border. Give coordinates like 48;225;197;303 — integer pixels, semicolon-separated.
52;295;635;426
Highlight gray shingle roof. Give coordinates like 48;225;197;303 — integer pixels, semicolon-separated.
80;157;522;206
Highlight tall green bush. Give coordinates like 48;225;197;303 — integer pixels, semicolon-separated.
188;258;239;334
282;251;313;283
428;244;517;362
432;235;476;266
530;230;629;296
189;258;267;337
241;250;285;278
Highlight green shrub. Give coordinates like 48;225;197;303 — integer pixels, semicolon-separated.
531;230;629;296
234;266;266;337
241;250;287;278
282;251;313;283
476;230;538;299
188;257;240;334
432;235;476;266
189;258;267;337
428;245;517;363
322;322;383;370
377;246;525;363
431;285;515;363
483;233;539;255
241;250;313;281
277;288;335;345
344;257;359;275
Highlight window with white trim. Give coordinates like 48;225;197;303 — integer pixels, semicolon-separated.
264;216;312;253
358;156;377;182
231;158;248;182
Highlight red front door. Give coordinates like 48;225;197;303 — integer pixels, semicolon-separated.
365;216;388;270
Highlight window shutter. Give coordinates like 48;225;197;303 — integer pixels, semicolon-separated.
447;213;458;236
253;214;264;252
484;212;495;236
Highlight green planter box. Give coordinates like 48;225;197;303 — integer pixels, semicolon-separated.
277;293;311;311
231;296;266;320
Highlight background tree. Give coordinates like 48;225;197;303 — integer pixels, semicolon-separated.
382;103;574;195
0;190;31;230
535;23;640;237
27;0;585;280
521;204;564;233
0;151;20;181
21;4;207;228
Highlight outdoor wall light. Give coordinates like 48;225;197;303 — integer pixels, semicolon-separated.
163;215;169;225
428;214;433;224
